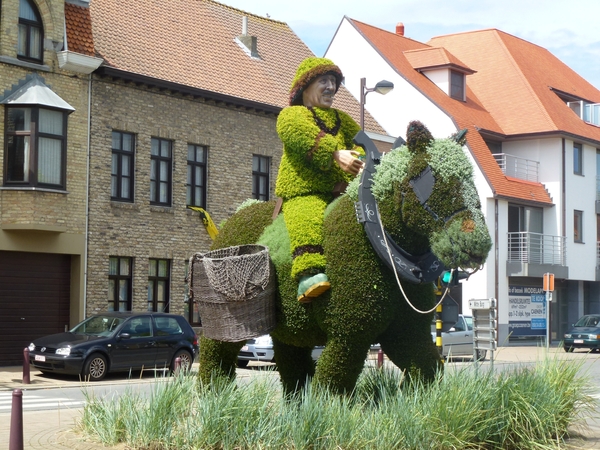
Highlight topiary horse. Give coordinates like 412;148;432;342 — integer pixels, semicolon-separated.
198;121;492;395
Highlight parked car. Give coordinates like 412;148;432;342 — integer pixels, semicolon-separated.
238;335;324;367
238;336;384;368
563;314;600;352
28;312;198;381
431;314;486;361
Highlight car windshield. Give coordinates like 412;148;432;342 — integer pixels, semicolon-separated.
71;315;127;336
574;315;600;327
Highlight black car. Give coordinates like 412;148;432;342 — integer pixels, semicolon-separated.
28;312;199;381
563;314;600;352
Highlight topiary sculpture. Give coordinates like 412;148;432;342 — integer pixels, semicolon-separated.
198;121;492;395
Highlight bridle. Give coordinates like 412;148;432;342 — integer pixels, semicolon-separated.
353;130;446;284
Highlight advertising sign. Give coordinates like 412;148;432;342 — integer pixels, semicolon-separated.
508;285;546;337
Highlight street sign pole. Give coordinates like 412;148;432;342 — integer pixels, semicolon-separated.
543;273;555;350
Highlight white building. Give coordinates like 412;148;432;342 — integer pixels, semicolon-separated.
327;18;600;344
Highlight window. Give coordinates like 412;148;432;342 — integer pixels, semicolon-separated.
18;0;43;63
508;204;543;233
148;259;170;312
574;210;583;243
186;144;207;207
120;316;153;338
450;70;465;101
111;131;135;201
574;143;583;175
150;138;172;206
5;106;67;189
108;257;132;311
252;155;270;200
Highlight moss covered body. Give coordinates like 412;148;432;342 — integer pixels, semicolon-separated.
275;105;361;279
200;123;491;395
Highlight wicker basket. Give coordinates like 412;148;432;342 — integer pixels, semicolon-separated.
189;245;276;342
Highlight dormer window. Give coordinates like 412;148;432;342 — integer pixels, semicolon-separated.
403;47;474;102
18;0;43;63
450;70;465;101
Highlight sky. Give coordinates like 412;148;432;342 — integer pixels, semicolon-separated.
218;0;600;90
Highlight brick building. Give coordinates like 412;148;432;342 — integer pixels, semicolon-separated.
0;0;101;364
0;0;389;365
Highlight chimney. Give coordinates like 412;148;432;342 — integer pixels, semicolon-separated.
396;22;405;36
238;16;259;58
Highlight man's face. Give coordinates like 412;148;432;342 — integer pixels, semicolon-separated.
302;74;337;109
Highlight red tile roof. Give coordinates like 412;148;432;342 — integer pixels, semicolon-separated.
87;0;386;134
64;2;95;56
429;29;600;141
350;19;553;205
404;47;475;74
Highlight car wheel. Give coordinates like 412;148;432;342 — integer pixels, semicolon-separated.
83;353;108;381
475;349;487;361
564;346;574;353
237;359;249;368
171;350;193;372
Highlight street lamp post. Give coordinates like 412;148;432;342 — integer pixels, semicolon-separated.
359;77;394;130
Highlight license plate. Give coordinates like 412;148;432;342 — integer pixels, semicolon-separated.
241;345;248;351
574;339;584;344
35;355;46;362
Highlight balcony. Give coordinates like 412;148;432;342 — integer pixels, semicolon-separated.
493;153;539;182
506;232;568;278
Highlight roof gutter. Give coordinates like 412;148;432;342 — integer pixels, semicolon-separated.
478;127;600;148
95;66;282;115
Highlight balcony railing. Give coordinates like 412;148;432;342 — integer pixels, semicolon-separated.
493;153;539;183
507;232;565;265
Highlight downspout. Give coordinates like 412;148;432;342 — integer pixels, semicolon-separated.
561;138;566;243
83;73;92;319
494;198;499;312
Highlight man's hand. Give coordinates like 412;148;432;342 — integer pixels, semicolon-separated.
333;150;364;175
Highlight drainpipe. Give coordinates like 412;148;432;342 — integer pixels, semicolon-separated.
83;73;92;320
561;138;566;244
494;198;499;314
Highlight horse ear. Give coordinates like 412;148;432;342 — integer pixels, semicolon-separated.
392;135;406;149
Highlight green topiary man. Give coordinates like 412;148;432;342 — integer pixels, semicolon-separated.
275;57;365;302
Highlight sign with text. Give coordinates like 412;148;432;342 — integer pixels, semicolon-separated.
508;285;546;337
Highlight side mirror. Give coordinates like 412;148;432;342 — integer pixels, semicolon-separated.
448;327;456;332
118;332;131;340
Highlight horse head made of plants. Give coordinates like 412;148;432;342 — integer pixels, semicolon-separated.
351;120;491;285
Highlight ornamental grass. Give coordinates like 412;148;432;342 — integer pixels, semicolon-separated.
79;356;594;449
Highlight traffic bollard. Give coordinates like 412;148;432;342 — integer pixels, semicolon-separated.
174;356;181;374
377;349;383;368
9;389;23;450
22;348;30;385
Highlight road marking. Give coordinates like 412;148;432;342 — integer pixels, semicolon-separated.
0;392;84;412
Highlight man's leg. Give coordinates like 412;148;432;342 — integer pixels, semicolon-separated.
283;194;330;302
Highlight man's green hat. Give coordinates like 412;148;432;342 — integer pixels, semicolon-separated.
289;57;343;106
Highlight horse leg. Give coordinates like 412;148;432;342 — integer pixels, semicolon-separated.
378;309;442;384
198;335;243;386
313;338;371;395
272;337;315;396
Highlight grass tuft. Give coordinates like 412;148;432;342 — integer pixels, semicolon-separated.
79;357;595;449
